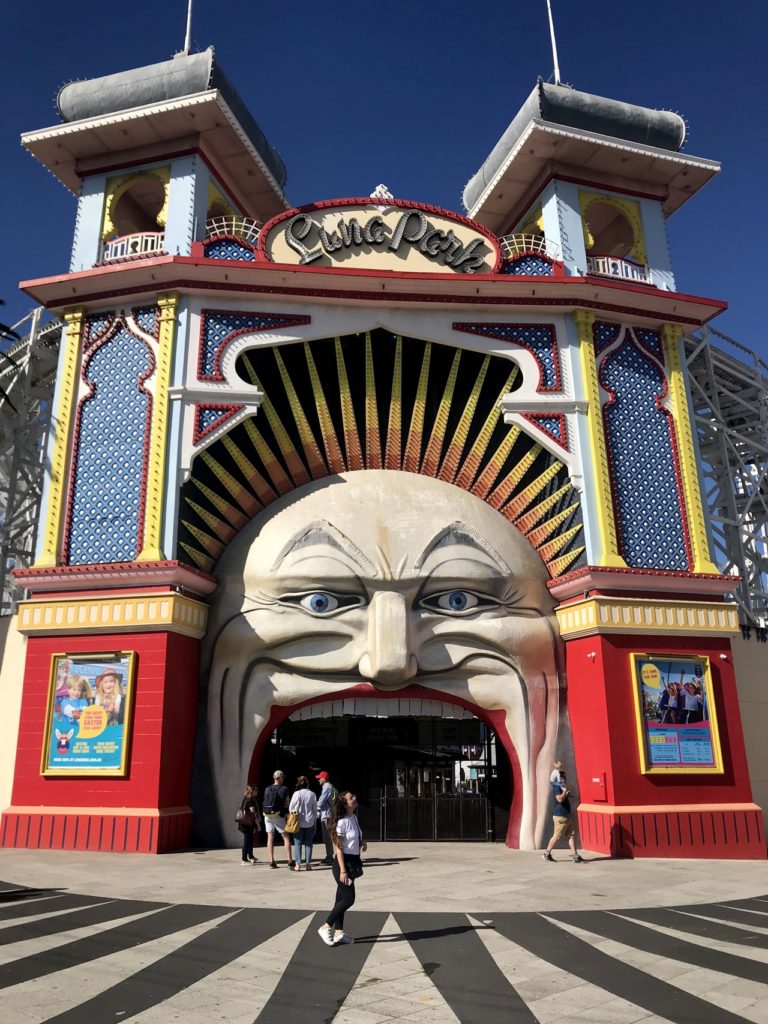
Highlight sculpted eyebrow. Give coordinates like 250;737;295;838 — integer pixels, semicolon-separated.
415;522;511;575
270;520;376;574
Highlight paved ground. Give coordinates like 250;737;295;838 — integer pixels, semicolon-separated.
0;842;767;1023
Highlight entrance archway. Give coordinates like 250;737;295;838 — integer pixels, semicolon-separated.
260;697;512;842
197;470;568;850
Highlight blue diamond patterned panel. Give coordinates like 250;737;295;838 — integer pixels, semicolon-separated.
601;341;689;570
633;328;664;361
522;414;568;449
203;238;256;261
84;314;114;348
593;321;622;354
66;327;153;564
199;310;311;381
133;305;160;337
194;404;245;443
453;323;560;391
502;255;553;276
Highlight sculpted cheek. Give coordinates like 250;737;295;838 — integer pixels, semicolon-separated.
245;608;367;671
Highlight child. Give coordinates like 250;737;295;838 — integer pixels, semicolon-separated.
94;669;124;725
60;676;91;725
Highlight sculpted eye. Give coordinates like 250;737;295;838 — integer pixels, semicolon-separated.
301;592;338;614
420;590;497;614
290;592;365;615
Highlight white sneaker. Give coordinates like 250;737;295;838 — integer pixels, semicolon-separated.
317;925;335;946
333;933;354;945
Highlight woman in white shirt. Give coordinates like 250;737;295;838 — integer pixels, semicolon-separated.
288;776;318;871
317;791;367;947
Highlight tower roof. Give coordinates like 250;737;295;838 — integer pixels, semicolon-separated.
22;48;288;220
464;81;718;231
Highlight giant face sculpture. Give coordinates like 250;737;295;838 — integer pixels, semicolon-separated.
202;470;566;848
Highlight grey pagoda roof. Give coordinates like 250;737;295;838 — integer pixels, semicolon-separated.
463;80;687;213
56;47;287;189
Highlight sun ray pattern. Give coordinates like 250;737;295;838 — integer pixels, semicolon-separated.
178;330;584;576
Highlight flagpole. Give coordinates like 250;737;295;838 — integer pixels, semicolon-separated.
183;0;194;55
545;0;562;86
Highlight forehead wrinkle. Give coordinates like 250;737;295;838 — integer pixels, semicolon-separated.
269;518;377;575
414;521;512;575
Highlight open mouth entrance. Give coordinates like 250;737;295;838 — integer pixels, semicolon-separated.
260;698;511;841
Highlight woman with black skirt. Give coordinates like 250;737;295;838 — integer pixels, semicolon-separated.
317;791;366;946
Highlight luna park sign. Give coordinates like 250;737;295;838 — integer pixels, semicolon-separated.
260;200;501;275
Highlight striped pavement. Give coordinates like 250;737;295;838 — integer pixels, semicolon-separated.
1;878;768;1022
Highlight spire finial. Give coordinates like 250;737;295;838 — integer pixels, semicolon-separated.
545;0;562;85
183;0;194;55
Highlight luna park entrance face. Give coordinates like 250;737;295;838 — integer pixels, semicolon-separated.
262;712;511;841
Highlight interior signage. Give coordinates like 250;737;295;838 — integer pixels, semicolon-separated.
261;200;500;275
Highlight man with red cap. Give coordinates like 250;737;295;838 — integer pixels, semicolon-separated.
316;771;336;865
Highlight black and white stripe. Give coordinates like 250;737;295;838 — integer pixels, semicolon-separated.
0;880;766;1022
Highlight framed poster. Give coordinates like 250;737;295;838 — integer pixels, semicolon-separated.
630;654;723;774
41;652;136;776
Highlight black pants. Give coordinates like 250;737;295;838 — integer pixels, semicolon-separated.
325;861;356;930
241;827;256;861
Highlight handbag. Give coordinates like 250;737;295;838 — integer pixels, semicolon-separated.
235;804;256;828
284;810;300;834
344;853;364;879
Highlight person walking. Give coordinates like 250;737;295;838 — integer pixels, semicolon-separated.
543;765;583;863
316;770;336;865
262;770;294;869
289;775;318;870
318;791;366;947
237;785;260;865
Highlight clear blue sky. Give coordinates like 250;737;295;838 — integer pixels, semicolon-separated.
3;1;767;355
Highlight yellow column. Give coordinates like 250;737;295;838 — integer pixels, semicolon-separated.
137;292;179;562
661;323;719;573
574;310;626;568
35;308;85;567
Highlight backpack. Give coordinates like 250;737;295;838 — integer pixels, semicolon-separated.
262;784;283;814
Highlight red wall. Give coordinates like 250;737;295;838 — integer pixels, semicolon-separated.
565;633;753;807
10;630;200;811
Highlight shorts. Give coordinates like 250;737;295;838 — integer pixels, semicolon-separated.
552;815;575;839
264;814;286;834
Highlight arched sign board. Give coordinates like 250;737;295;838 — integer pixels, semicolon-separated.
259;198;502;275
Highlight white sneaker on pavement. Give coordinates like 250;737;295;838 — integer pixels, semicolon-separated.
317;925;335;946
333;933;354;945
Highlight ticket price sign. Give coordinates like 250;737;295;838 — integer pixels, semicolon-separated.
41;652;136;776
630;654;723;774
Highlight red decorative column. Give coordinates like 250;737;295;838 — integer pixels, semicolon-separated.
0;562;214;854
551;568;766;859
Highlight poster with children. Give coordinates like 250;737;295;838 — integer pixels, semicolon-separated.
631;654;722;773
42;652;135;775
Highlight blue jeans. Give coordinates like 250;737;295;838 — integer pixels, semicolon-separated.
293;825;314;865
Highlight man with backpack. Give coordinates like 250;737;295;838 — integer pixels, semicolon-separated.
316;770;337;865
262;770;293;869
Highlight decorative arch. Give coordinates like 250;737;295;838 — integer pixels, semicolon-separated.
177;330;585;577
65;315;155;564
579;190;646;265
101;167;170;241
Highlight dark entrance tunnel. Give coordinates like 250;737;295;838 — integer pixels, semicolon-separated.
260;712;511;842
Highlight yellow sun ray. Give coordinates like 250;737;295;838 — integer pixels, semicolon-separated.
274;347;328;478
364;332;382;468
455;366;518;490
421;347;461;477
336;338;364;471
384;336;403;470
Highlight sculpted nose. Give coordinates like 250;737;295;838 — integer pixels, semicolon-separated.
359;591;418;687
